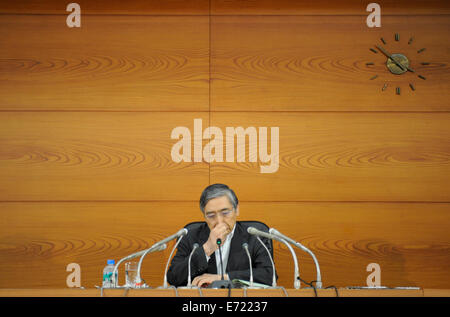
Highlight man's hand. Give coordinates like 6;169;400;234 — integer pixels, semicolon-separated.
203;222;231;257
192;273;229;287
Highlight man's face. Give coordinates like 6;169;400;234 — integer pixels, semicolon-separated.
203;195;239;232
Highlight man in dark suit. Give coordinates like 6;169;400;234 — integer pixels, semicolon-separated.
167;184;276;287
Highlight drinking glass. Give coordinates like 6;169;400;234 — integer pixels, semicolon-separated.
125;261;139;288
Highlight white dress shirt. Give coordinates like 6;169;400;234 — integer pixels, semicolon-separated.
205;224;236;276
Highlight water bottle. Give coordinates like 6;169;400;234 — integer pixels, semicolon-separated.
102;259;117;288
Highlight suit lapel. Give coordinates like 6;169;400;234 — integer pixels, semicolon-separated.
226;222;246;273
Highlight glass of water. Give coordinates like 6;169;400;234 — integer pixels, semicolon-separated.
125;261;139;288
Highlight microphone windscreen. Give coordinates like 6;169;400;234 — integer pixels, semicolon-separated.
269;228;281;236
242;243;249;249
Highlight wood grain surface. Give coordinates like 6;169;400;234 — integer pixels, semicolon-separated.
241;201;450;289
0;0;210;15
0;288;436;297
0;15;209;111
210;112;450;201
211;15;450;111
212;0;450;15
1;0;449;15
0;0;449;291
0;112;209;200
0;202;203;288
0;202;448;288
423;289;450;297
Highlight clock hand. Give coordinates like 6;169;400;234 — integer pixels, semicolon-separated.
405;65;415;73
375;45;416;73
375;45;406;71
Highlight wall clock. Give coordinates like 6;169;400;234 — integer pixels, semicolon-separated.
367;33;429;95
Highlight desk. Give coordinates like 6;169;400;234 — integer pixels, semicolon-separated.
0;288;448;297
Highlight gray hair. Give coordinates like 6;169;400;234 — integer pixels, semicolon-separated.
199;184;239;213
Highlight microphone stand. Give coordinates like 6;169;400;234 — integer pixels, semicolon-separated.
208;238;234;289
255;236;276;287
247;227;301;289
241;242;262;289
186;243;199;288
270;228;322;289
254;236;289;295
112;243;167;288
159;234;186;289
178;243;200;289
109;228;187;288
242;243;253;287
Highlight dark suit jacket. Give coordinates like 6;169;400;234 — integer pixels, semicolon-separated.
167;221;276;287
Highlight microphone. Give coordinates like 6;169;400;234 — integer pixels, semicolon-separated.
158;229;188;289
254;236;277;287
187;243;199;287
247;227;301;289
153;228;188;249
217;238;225;280
112;243;167;288
242;243;254;287
208;238;234;289
269;228;322;289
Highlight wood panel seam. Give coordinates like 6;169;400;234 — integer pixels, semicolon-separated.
1;110;450;113
209;0;212;186
1;13;450;17
0;200;449;203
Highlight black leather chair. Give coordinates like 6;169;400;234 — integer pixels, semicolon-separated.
183;220;274;257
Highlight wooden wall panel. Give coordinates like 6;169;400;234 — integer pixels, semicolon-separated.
0;0;209;15
0;15;209;111
243;202;450;289
210;112;450;201
0;112;209;200
0;202;204;288
211;15;450;111
0;0;449;291
212;0;450;15
1;0;449;16
0;202;448;288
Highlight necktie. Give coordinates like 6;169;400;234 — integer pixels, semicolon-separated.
207;253;217;274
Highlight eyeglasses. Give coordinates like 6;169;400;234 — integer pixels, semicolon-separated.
205;208;234;220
